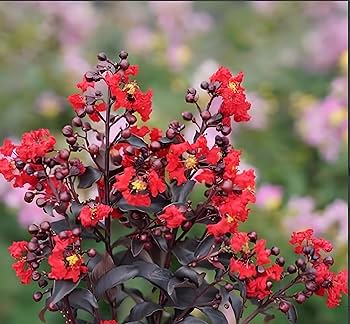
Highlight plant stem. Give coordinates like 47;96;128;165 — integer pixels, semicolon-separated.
63;296;76;324
104;86;113;261
241;277;299;324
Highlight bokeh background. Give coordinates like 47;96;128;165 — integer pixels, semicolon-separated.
0;1;347;323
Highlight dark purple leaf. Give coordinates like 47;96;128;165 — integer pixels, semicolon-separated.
194;235;215;258
117;196;169;214
199;306;229;324
95;265;139;297
125;135;148;148
229;293;243;320
171;180;195;203
68;288;98;315
43;203;55;216
78;166;102;189
175;266;204;287
70;201;83;217
182;316;207;324
172;238;197;265
49;280;80;306
124;302;162;323
287;304;298;324
131;237;145;257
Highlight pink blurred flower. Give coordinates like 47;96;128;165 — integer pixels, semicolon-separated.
0;179;60;227
283;197;348;246
256;184;283;210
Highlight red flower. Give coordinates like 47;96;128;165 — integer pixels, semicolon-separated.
223;149;241;180
289;229;333;255
255;239;271;266
158;205;185;229
77;77;94;92
100;321;118;324
8;241;28;258
0;138;15;156
12;260;32;285
68;93;85;111
230;258;256;280
8;241;32;284
48;231;88;282
195;169;215;185
209;67;251;125
80;203;113;227
326;270;348;308
88;102;107;122
16;129;56;161
166;136;220;185
207;215;237;237
149;128;162;141
246;276;271;300
230;232;249;253
266;264;283;281
114;167;166;206
130;125;150;138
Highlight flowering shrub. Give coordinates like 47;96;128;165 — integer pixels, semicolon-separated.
2;51;347;324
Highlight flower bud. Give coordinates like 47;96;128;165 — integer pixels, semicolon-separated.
201;110;211;121
87;248;97;258
295;293;306;304
40;221;51;231
33;292;43;302
279;301;290;313
120;59;130;70
38;279;48;288
88;144;99;155
276;256;285;266
62;125;73;137
287;265;297;274
221;126;232;136
97;52;107;61
59;191;71;202
72;227;82;236
295;257;306;270
24;192;35;203
200;81;209;90
121;129;131;139
125;113;137;125
28;224;39;235
166;128;176;139
323;256;334;266
247;231;257;243
119;50;128;59
182;111;193;121
150;141;161;152
32;271;41;281
271;246;280;256
305;280;318;292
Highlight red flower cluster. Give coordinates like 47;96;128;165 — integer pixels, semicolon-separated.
48;231;88;283
106;66;152;121
8;241;33;284
166;135;220;185
80;203;113;227
207;148;256;237
209;67;251;125
158;205;186;229
290;229;348;308
100;320;118;324
114;167;166;206
0;129;56;188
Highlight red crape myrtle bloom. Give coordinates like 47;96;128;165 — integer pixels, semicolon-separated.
48;231;88;283
290;229;348;308
105;65;152;122
209;67;251;125
207;148;256;237
100;320;118;324
158;205;186;229
8;241;33;284
166;135;220;185
114;166;166;206
79;203;113;227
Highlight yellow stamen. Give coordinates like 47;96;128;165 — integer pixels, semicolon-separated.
228;81;239;93
184;154;197;169
131;179;147;192
123;81;139;96
226;214;235;224
329;109;347;126
90;207;98;219
242;242;250;254
66;254;80;266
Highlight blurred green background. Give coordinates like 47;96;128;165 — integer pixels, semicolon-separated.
0;1;347;323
